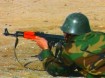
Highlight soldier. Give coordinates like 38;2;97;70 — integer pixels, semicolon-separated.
4;12;105;77
33;13;105;78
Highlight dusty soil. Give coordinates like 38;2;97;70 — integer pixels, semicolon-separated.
0;0;105;78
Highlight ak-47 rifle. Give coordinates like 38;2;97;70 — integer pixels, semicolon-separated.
3;28;65;69
4;28;65;49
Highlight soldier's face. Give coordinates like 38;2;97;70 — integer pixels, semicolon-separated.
63;33;71;41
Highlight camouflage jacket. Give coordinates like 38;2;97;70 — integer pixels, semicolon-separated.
39;31;105;77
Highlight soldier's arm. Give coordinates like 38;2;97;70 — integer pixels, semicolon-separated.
38;49;75;77
23;32;82;76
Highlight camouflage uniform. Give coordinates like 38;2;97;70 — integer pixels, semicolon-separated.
39;31;105;77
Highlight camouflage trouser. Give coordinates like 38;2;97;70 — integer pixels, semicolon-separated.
80;53;105;78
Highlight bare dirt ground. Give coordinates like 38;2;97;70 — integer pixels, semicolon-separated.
0;0;105;78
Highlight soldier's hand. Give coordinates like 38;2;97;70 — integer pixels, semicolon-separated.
33;36;48;50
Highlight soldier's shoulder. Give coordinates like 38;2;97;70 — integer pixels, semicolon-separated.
89;31;105;39
75;31;105;40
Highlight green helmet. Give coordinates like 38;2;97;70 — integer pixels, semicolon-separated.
61;13;91;35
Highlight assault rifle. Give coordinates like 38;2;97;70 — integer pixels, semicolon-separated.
3;28;65;70
4;28;65;49
4;28;65;59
